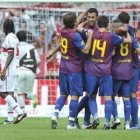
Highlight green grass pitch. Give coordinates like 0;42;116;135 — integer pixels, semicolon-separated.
0;118;140;140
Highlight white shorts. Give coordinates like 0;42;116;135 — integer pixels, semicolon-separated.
0;76;18;92
15;69;35;95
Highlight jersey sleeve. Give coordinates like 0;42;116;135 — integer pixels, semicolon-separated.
6;36;16;53
132;37;140;49
81;28;88;37
111;32;124;46
73;33;85;50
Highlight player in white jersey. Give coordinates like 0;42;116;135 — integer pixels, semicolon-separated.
15;30;41;111
0;19;27;124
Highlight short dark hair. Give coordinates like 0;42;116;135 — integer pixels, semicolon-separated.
97;15;109;28
3;19;15;35
118;12;130;24
16;30;27;42
112;19;123;28
63;12;77;29
88;8;98;16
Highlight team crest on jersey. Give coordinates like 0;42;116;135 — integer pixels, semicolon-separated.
118;36;122;39
81;40;85;45
84;29;88;32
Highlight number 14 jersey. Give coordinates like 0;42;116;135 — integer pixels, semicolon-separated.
82;29;124;77
1;33;20;76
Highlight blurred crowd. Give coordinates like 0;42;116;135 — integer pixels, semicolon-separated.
0;8;62;78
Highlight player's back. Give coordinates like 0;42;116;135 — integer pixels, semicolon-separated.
112;34;134;80
60;27;82;74
1;32;20;76
84;30;124;77
19;42;38;73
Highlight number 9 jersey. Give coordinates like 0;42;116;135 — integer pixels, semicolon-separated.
60;27;86;74
1;33;20;76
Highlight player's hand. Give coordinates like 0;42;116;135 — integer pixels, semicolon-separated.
87;29;93;38
0;70;6;81
45;52;53;61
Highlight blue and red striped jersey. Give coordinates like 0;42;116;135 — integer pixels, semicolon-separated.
80;23;98;66
127;25;140;68
82;29;124;77
112;36;139;80
60;27;85;74
82;23;98;42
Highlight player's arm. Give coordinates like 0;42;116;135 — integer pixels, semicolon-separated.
73;30;93;54
115;26;128;35
34;49;41;67
0;49;14;80
112;32;132;46
132;37;140;54
76;10;88;26
123;32;132;44
45;44;60;60
76;23;87;34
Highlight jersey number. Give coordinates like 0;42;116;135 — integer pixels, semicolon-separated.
92;39;107;57
60;37;68;54
120;43;129;56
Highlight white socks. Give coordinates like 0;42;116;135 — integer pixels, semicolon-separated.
5;95;23;115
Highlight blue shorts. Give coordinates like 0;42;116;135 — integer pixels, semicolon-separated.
59;72;83;96
131;68;140;93
113;79;132;97
85;72;113;97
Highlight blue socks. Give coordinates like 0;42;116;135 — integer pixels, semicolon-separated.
130;97;138;125
77;95;89;114
112;98;118;120
69;100;78;126
84;105;91;125
124;100;131;124
88;98;98;120
54;96;66;118
105;100;113;125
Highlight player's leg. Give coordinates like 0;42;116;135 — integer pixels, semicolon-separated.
100;75;113;130
0;93;14;124
130;68;139;129
85;72;99;129
24;71;38;108
67;95;80;129
76;70;92;129
121;80;132;129
111;79;121;129
51;72;68;129
67;73;83;129
16;71;26;112
0;76;27;124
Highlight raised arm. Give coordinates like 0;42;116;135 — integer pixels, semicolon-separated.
76;10;88;26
